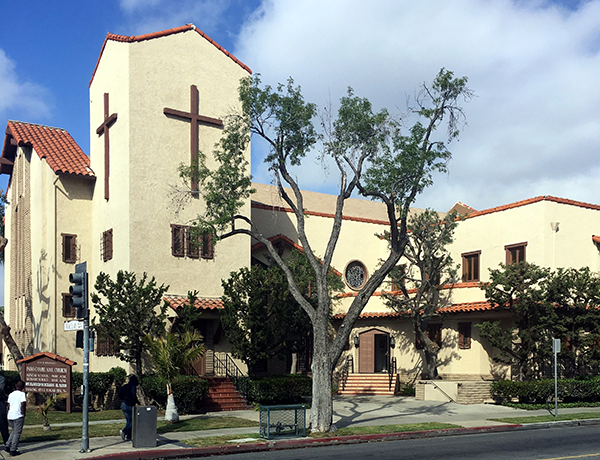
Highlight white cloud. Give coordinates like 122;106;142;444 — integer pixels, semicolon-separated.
0;49;51;121
235;0;600;212
118;0;230;36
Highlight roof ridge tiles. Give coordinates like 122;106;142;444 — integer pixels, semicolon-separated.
90;23;251;87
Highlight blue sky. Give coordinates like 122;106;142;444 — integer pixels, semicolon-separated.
1;0;600;300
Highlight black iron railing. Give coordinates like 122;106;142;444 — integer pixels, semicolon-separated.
341;355;353;391
389;357;397;391
214;352;250;399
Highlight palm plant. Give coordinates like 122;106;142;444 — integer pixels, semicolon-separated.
144;330;205;422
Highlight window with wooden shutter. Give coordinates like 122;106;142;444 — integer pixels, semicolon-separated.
62;293;75;318
96;327;117;357
187;227;200;259
171;225;185;257
458;322;472;349
416;324;442;349
101;229;113;262
62;234;77;263
505;242;527;265
201;232;214;259
462;250;481;282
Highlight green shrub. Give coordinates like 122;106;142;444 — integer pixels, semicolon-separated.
109;367;127;387
140;374;208;414
398;383;416;396
491;377;600;404
243;374;311;405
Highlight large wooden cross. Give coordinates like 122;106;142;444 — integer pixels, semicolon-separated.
164;85;223;191
96;93;118;201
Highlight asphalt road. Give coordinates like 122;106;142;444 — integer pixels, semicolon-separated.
201;424;600;459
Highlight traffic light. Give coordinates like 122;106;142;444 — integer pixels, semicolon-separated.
69;264;88;320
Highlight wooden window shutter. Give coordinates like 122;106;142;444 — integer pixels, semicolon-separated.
62;234;77;263
102;229;113;262
187;227;200;259
458;322;472;349
201;232;214;259
62;293;75;318
171;225;185;257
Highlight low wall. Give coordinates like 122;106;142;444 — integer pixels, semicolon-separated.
415;380;491;404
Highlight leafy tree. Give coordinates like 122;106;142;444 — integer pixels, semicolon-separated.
91;270;169;375
221;250;344;375
181;69;472;431
478;262;556;381
144;330;205;422
384;209;459;379
170;290;203;336
545;267;600;378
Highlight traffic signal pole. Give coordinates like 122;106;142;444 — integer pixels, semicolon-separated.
70;262;90;453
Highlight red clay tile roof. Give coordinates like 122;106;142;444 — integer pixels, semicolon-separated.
4;121;94;177
251;201;392;226
17;351;76;366
331;300;495;320
465;196;600;220
337;281;480;299
164;294;223;311
90;24;251;87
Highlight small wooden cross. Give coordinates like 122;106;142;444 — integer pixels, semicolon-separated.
164;85;223;191
96;93;118;201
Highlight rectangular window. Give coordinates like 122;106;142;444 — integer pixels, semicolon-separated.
416;324;443;350
95;327;118;357
62;293;75;318
171;225;185;257
101;229;113;262
505;242;527;265
62;234;77;263
458;322;472;349
462;250;481;282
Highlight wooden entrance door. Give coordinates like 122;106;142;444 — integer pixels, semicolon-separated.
358;330;390;373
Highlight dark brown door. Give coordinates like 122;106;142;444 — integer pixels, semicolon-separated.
358;330;376;373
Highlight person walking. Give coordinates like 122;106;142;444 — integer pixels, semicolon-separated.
6;380;26;456
118;375;139;441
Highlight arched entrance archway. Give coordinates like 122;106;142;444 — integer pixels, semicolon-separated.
358;329;390;373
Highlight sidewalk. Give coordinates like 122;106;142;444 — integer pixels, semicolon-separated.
6;396;600;460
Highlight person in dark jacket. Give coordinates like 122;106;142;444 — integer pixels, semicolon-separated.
118;375;139;441
0;373;9;445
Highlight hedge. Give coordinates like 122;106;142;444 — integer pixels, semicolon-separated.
241;374;312;405
140;374;208;414
491;377;600;404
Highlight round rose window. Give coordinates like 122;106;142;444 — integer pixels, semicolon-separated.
345;260;368;290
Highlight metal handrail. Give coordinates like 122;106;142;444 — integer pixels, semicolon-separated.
389;357;397;391
341;355;353;391
214;352;249;399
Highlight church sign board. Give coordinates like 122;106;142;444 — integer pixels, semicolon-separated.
17;352;76;412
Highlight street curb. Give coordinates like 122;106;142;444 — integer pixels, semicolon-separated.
80;419;600;460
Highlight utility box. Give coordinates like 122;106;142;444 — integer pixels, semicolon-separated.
132;405;157;448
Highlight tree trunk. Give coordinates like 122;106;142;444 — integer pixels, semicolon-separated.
290;353;298;374
310;323;334;433
164;383;179;423
422;349;439;380
0;315;23;373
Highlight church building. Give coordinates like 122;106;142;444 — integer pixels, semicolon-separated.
3;24;600;403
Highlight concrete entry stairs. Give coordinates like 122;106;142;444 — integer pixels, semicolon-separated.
202;377;251;412
338;373;398;395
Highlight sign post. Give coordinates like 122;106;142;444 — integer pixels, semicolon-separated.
553;338;561;418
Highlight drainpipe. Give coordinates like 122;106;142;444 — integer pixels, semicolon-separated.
53;175;60;354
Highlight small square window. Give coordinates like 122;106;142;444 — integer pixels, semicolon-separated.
62;234;77;263
416;324;442;350
505;242;527;265
462;251;481;282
